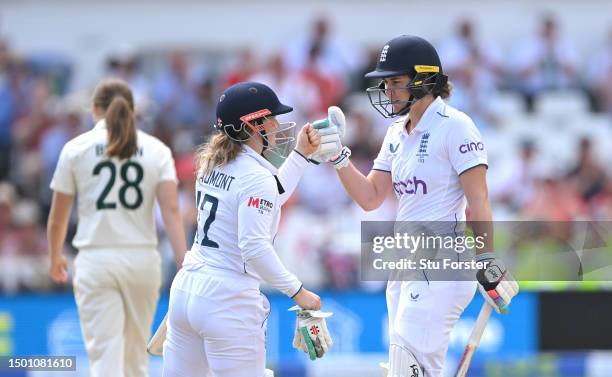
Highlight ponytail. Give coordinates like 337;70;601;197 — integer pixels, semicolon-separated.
92;78;137;160
196;132;243;176
106;96;137;159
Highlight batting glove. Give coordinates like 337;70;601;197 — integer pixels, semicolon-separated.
476;252;519;314
329;146;352;170
310;106;346;163
290;306;333;360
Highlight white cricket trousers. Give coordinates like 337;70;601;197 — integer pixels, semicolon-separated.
163;265;270;377
386;280;477;377
73;247;161;377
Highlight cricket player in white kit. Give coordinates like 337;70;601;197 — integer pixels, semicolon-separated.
47;79;188;377
162;82;335;377
325;36;519;376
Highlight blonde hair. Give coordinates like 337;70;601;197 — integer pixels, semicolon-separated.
196;132;243;175
92;79;137;159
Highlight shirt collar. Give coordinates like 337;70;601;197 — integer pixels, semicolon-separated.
407;96;447;134
243;144;278;174
93;119;107;130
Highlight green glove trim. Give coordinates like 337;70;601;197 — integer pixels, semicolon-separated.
300;326;317;360
312;119;329;129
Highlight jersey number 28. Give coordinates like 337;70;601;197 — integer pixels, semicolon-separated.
93;161;144;210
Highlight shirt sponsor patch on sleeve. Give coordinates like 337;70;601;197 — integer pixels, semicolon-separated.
459;139;485;154
247;196;274;214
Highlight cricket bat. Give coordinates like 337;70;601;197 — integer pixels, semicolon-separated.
147;313;168;356
454;302;493;377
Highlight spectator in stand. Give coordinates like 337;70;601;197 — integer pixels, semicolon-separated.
300;43;345;115
284;15;364;89
11;77;55;198
588;26;612;114
490;139;539;212
438;18;504;91
152;50;199;139
191;74;217;140
512;15;580;111
0;182;17;293
251;52;320;122
522;175;586;221
0;181;16;252
39;104;84;213
566;137;607;202
342;108;380;172
221;47;259;89
0;39;17;181
590;180;612;220
438;18;504;129
106;44;151;113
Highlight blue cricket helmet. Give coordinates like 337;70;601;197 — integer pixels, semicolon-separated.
215;82;293;140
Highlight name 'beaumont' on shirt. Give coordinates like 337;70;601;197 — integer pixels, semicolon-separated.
200;169;236;191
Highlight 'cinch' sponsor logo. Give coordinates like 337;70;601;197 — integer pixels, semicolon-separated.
392;176;428;196
459;140;484;154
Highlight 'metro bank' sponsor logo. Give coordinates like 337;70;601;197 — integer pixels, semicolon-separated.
459;139;484;154
247;197;274;214
392;176;428;196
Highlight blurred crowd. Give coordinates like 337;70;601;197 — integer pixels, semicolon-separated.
1;15;611;293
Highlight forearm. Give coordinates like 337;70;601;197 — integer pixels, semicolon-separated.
47;192;73;259
336;163;383;211
47;221;68;258
161;209;188;266
469;200;494;255
244;243;302;297
277;150;310;205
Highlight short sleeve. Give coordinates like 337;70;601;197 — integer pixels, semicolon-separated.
372;128;394;172
158;145;178;183
447;116;488;175
50;145;76;195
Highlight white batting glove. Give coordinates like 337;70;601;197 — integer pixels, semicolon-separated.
310;106;346;163
290;306;333;360
329;146;351;170
476;252;519;314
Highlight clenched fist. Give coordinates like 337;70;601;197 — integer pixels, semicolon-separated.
295;123;321;157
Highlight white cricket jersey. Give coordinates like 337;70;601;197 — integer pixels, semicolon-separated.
50;119;177;249
373;97;487;222
187;146;309;297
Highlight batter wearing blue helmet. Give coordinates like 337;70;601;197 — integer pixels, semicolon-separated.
324;36;519;376
161;82;336;377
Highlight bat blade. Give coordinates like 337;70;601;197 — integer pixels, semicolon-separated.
147;313;168;356
454;303;493;377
